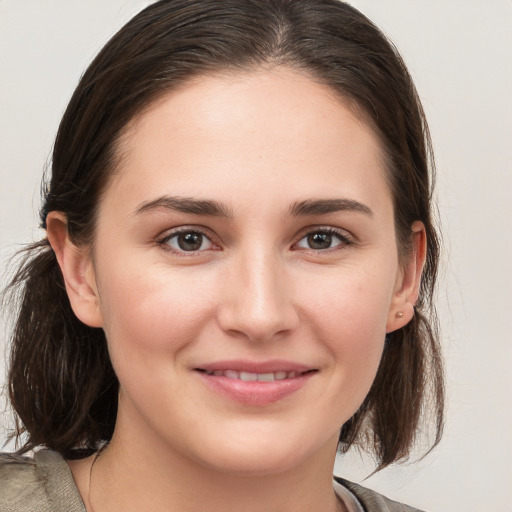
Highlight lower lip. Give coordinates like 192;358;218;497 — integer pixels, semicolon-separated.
196;371;315;406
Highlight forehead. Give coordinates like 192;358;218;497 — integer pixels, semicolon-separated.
107;67;391;215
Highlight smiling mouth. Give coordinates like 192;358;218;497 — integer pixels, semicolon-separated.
195;369;316;381
194;364;317;404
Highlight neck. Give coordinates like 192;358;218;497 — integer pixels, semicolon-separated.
84;416;343;512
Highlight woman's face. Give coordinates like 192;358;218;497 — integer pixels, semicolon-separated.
74;68;412;474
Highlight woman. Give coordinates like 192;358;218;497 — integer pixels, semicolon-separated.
0;1;444;510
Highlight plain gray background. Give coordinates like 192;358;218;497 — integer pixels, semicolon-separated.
1;1;511;510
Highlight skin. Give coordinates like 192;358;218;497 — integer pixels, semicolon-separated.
48;67;425;512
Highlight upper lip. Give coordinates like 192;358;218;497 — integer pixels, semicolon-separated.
194;359;315;374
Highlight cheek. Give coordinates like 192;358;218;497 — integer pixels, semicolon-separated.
299;263;394;394
301;261;394;339
95;262;216;374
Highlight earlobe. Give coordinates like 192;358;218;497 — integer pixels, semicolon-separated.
386;221;427;333
46;212;103;328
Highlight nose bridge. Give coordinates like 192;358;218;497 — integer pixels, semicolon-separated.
218;243;297;341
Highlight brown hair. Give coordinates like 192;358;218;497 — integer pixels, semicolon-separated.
4;0;443;468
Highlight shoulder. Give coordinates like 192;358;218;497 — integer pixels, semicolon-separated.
335;477;426;512
0;450;85;512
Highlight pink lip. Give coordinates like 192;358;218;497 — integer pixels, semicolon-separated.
194;360;317;406
196;359;312;374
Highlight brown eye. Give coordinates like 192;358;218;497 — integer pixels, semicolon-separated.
164;231;213;252
295;229;350;251
307;232;333;250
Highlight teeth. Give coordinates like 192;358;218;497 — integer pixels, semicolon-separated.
224;370;239;379
257;372;275;382
204;370;303;381
240;371;258;381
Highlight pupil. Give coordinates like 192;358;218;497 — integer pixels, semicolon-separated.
178;232;202;251
308;232;332;250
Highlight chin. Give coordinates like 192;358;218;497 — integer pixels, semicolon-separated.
187;428;333;477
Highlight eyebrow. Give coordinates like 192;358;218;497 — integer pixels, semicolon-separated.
135;196;233;218
289;198;373;217
134;195;372;219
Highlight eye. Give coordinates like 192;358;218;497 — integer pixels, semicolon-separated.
161;230;214;253
294;229;352;251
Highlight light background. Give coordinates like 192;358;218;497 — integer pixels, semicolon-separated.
0;1;511;510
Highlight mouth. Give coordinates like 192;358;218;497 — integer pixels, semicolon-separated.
195;369;316;381
193;361;318;405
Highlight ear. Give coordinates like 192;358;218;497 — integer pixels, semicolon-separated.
386;221;427;333
46;212;103;328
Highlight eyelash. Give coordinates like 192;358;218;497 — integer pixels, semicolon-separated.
157;226;219;255
157;226;355;255
293;227;355;252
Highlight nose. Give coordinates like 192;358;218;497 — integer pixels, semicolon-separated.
216;249;299;342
